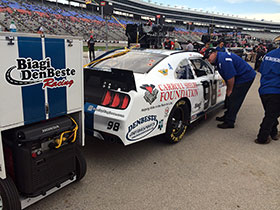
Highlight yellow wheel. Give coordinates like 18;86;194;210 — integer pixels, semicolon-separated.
164;100;188;143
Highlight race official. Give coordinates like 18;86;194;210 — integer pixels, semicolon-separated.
255;47;280;144
204;48;256;129
87;35;96;61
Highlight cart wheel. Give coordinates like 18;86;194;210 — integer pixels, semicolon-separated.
0;176;21;210
164;100;188;143
75;148;87;181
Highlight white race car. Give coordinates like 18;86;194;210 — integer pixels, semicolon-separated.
84;48;226;145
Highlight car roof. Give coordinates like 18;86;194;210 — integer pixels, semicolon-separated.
132;48;202;58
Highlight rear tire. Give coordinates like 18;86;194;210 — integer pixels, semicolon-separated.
75;147;87;181
0;176;21;210
164;100;189;143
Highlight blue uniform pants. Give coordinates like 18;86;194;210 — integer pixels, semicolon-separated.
257;94;280;142
224;79;254;125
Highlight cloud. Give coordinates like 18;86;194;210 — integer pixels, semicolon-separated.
225;0;264;3
225;0;280;3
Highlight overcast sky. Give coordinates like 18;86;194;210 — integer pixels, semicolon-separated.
145;0;280;22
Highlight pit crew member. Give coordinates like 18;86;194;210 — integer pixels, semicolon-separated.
255;47;280;144
204;48;256;129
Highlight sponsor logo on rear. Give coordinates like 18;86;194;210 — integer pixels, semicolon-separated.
126;115;158;141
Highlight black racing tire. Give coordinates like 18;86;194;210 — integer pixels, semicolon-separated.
164;100;189;143
75;147;87;182
0;176;21;210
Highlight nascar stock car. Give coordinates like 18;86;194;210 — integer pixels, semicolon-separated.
84;48;226;145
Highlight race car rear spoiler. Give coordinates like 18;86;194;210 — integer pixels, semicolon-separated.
84;67;136;105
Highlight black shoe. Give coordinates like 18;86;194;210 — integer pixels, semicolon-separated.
216;116;225;122
217;122;234;129
271;135;279;141
255;139;271;144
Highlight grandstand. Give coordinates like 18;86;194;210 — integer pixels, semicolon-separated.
0;0;279;45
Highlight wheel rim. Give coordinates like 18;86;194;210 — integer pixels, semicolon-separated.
171;107;185;135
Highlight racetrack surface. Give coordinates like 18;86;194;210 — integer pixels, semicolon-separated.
27;72;280;210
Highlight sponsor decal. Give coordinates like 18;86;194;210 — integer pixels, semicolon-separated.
140;84;159;105
194;102;202;109
218;80;226;88
87;105;95;112
164;107;169;117
191;114;197;121
126;115;158;141
168;63;173;71
141;102;172;112
158;69;168;76
88;105;125;118
158;82;198;102
218;89;222;97
158;119;164;130
6;57;75;89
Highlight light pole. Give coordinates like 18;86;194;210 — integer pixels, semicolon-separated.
100;3;108;51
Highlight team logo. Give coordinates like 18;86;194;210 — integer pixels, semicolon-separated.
158;69;168;76
5;57;75;89
126;115;158;141
140;84;159;105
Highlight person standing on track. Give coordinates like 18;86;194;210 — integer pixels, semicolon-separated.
88;35;96;61
204;48;256;129
216;40;226;52
255;45;280;144
163;37;174;50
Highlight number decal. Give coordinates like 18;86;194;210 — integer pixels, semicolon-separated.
202;81;210;109
107;121;120;131
107;121;114;130
211;80;218;105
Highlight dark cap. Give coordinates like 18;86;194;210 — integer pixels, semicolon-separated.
203;48;217;59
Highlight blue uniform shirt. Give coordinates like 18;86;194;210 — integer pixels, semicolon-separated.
216;46;226;52
216;52;256;84
259;48;280;95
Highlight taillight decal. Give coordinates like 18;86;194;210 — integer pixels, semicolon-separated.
101;90;130;110
102;90;112;106
121;95;129;109
111;93;121;107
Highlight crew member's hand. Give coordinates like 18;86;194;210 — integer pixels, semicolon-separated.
226;89;232;97
226;77;235;97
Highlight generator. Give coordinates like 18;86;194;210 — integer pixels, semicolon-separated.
3;116;78;197
0;32;86;210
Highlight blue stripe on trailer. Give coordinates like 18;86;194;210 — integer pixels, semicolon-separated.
84;102;97;136
18;37;46;125
45;38;67;118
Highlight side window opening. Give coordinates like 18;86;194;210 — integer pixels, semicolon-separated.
175;59;194;79
190;59;213;77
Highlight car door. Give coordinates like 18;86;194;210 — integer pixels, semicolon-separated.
189;58;217;111
174;58;204;115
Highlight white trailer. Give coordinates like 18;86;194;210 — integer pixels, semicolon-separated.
0;32;86;209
